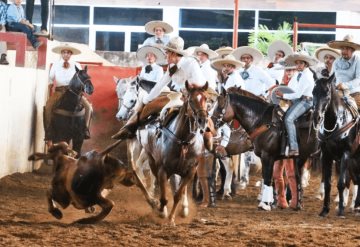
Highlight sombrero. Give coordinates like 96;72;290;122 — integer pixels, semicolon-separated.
284;51;318;67
215;46;234;58
327;34;360;51
231;46;264;65
267;40;293;61
145;20;173;35
52;43;81;55
194;44;218;59
211;54;245;71
136;45;166;65
315;47;341;63
270;85;295;105
162;36;188;56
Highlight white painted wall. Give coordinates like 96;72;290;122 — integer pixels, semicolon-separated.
336;11;360;42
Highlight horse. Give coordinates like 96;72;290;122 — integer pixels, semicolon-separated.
50;66;93;155
139;81;209;225
312;74;360;217
212;87;317;210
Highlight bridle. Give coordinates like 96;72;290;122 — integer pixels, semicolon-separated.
212;94;229;129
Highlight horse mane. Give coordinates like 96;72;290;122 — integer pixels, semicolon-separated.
227;87;268;103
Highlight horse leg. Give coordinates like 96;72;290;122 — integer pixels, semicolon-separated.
74;196;114;224
158;167;168;218
197;155;209;206
337;153;349;217
47;189;63;219
319;153;333;217
274;160;288;209
222;157;233;200
168;166;197;226
239;153;248;189
350;184;358;210
230;155;240;195
216;158;226;196
180;187;189;217
293;157;305;210
258;155;274;211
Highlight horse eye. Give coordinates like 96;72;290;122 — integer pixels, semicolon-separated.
130;100;135;104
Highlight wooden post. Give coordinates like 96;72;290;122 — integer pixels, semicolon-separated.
233;0;239;48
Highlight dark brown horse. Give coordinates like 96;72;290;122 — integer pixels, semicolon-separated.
139;82;209;225
212;87;317;210
312;74;360;217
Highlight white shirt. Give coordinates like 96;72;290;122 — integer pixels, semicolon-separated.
218;71;245;93
139;63;164;83
143;35;171;46
333;54;360;94
266;63;284;83
240;65;276;96
143;56;206;104
283;68;314;100
49;59;82;87
200;59;218;90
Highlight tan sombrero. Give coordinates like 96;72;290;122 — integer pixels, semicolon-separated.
194;44;218;59
267;40;293;61
162;36;188;56
145;20;173;35
211;54;245;71
327;34;360;51
231;46;264;65
284;52;318;67
184;46;197;56
315;47;341;63
215;46;234;58
52;43;81;55
136;45;166;65
271;85;295;105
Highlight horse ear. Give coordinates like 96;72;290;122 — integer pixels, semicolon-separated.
84;65;88;72
203;81;208;91
75;66;80;73
113;76;119;84
328;72;336;84
221;87;227;97
185;80;190;91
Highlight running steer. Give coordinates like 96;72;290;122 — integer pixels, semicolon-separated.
28;142;133;224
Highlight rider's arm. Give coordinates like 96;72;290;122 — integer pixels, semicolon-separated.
142;70;171;104
342;58;360;90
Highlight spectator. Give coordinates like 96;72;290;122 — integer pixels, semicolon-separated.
26;0;48;35
0;0;9;64
142;20;173;46
6;0;42;49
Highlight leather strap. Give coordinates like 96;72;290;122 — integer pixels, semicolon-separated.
53;108;85;117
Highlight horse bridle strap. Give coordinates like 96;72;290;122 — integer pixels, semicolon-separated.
248;124;271;141
161;125;196;146
318;118;358;141
54;108;85;117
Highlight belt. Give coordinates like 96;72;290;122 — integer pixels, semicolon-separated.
301;96;313;101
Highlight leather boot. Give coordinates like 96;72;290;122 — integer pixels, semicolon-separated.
0;54;9;65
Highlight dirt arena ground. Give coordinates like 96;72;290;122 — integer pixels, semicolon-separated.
1;153;360;247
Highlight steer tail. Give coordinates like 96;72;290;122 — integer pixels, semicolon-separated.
99;140;124;156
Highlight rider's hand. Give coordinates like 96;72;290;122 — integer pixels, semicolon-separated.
336;83;349;91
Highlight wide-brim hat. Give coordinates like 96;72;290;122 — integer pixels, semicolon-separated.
271;85;295;104
52;43;81;55
315;47;341;62
136;45;167;65
145;20;173;35
184;46;197;56
215;46;234;58
327;34;360;51
194;44;218;59
285;52;318;67
211;54;245;71
162;36;188;56
267;40;293;61
231;46;264;65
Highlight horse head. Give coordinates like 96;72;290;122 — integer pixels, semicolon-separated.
116;80;139;121
211;89;234;129
312;73;335;128
71;66;94;95
185;81;209;132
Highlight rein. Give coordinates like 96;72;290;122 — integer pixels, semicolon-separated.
318;117;358;141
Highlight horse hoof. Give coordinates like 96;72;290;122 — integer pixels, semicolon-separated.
319;208;329;217
181;207;189;217
159;207;168;218
222;194;232;201
50;208;63;219
258;202;271;211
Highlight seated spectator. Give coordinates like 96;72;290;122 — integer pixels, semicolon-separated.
26;0;48;35
0;0;9;64
6;0;42;49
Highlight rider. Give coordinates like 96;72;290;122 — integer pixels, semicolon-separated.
275;52;317;156
314;46;340;79
328;34;360;108
44;43;93;147
266;40;293;83
194;43;218;90
232;46;277;97
142;20;173;46
137;45;166;83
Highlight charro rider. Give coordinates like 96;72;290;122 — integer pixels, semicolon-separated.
44;43;93;147
142;20;173;46
314;46;340;79
327;34;360;108
195;43;218;90
266;40;293;83
275;52;317;156
137;45;166;83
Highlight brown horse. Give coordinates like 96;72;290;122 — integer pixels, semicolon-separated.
212;87;317;210
139;82;209;225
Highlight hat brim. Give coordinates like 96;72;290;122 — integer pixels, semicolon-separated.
137;45;167;65
327;40;360;51
267;40;293;61
315;48;341;62
285;54;318;67
52;45;81;55
163;46;188;56
231;46;264;65
194;47;218;59
211;58;244;71
145;21;173;35
271;86;295;104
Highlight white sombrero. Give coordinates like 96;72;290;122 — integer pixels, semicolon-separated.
184;46;197;56
231;46;264;65
136;45;166;65
211;54;245;71
145;20;173;35
194;44;218;59
267;40;293;61
315;47;341;63
52;43;81;55
284;51;318;67
215;46;234;58
162;36;188;56
270;85;295;105
327;34;360;51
